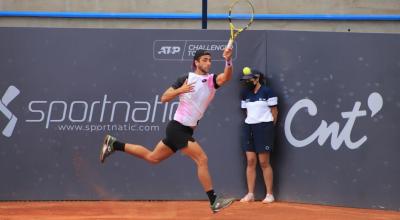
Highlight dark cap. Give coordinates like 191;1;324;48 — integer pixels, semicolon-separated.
240;68;262;80
193;49;211;61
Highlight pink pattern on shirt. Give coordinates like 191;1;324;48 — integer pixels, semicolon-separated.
174;73;216;126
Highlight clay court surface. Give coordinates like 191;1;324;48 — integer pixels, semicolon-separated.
1;201;399;220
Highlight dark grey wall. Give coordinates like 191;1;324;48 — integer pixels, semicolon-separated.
0;28;399;211
0;28;265;201
267;31;400;211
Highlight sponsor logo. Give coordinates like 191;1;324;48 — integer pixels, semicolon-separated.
0;85;20;137
1;85;179;137
25;95;178;131
158;46;181;55
153;40;237;61
284;92;383;150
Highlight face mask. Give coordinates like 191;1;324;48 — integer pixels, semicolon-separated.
245;81;256;91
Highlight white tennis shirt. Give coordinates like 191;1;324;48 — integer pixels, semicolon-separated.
173;72;219;127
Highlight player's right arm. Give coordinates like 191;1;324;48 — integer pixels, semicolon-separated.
216;47;233;87
161;79;194;103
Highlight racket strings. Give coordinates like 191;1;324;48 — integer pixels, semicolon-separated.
229;0;254;33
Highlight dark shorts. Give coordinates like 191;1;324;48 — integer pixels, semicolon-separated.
162;120;195;152
241;122;275;153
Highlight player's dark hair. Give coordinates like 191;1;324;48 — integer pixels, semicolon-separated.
192;49;211;70
193;49;211;61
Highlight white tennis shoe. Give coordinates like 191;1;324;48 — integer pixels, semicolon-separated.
240;193;255;202
262;194;275;203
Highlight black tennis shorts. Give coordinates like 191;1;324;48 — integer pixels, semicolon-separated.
241;122;275;153
162;120;195;152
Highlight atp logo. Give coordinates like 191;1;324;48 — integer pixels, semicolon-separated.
153;40;185;60
0;85;20;138
158;46;181;55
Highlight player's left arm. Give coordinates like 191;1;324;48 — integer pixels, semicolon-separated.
216;47;233;86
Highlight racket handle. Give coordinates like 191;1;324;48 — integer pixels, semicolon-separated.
226;39;234;49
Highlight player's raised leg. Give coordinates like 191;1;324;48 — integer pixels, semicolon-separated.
124;140;174;164
100;134;174;164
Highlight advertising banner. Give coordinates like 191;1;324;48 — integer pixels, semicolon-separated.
1;28;399;210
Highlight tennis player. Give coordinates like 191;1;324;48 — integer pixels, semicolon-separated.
100;47;234;213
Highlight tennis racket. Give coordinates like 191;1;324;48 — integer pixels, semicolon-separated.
227;0;255;49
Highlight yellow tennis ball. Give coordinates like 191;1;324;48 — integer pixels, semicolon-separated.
243;67;251;75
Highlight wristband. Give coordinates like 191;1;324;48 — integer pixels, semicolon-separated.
225;60;232;67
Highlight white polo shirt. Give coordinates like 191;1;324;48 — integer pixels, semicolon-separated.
172;72;219;127
241;85;278;124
